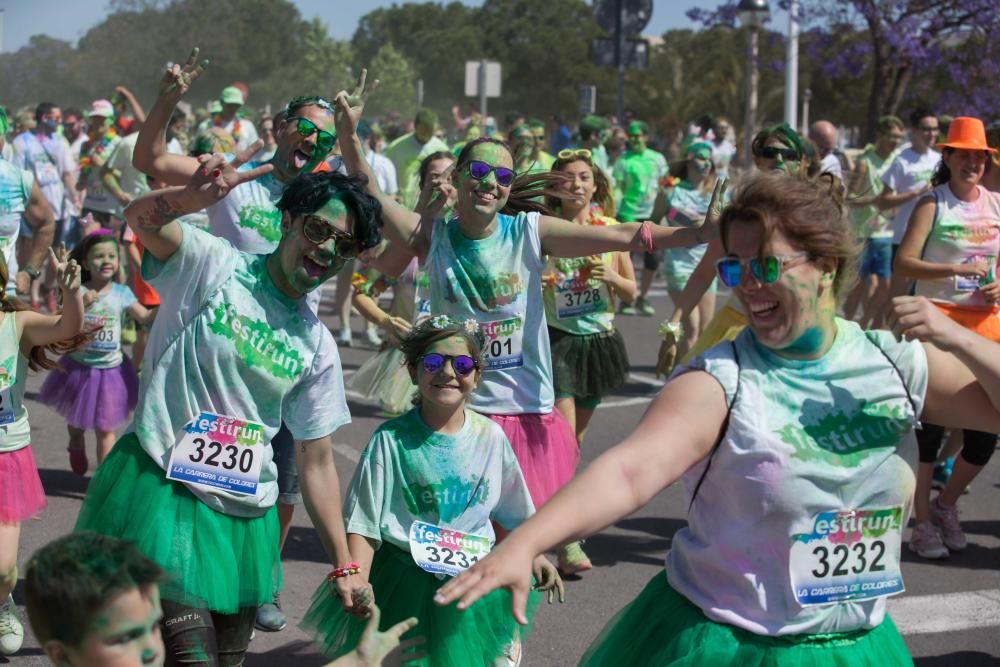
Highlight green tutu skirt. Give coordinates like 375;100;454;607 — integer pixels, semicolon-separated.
580;572;913;666
549;326;630;402
302;544;539;666
74;433;280;613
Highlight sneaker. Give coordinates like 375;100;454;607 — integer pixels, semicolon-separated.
337;329;353;347
931;459;952;491
0;594;24;656
619;303;637;316
930;496;967;552
68;445;89;476
254;592;287;632
494;635;522;667
908;521;949;559
558;541;593;576
637;298;655;316
365;327;383;348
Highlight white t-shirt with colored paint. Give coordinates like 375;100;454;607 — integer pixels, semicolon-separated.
882;147;941;244
667;319;927;636
425;212;554;414
133;224;350;516
72;283;138;369
0;160;32;286
916;184;1000;308
206;158;285;255
344;408;534;552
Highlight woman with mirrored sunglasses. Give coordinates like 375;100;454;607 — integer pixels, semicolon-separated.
436;168;1000;666
335;85;716;540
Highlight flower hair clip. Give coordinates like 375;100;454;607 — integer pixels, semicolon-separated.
424;315;487;349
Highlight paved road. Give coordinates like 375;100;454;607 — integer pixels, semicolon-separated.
5;285;1000;666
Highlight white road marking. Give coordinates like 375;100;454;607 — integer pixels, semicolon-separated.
331;442;360;463
888;589;1000;635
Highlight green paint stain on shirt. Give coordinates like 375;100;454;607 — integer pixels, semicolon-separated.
237;204;282;243
402;475;492;524
207;302;304;380
777;382;911;467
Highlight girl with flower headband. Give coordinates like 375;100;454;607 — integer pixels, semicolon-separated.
0;249;86;656
303;315;562;667
39;231;156;475
540;147;636;575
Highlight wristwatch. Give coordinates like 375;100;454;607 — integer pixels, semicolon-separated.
23;265;40;280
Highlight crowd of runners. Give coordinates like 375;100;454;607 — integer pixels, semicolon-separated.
1;43;1000;667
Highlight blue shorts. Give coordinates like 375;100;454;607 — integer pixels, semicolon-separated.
860;237;892;279
272;423;301;505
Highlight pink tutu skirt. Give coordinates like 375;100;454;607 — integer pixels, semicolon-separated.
39;355;139;431
0;446;46;523
489;411;580;508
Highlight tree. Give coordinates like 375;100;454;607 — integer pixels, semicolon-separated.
298;18;354;99
688;0;1000;140
365;44;418;119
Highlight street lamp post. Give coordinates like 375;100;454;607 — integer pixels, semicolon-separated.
737;0;770;168
784;0;799;129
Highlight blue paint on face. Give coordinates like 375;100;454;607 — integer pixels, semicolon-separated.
785;326;825;355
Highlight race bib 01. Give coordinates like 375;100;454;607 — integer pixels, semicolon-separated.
479;317;524;370
166;412;266;496
409;520;492;578
789;507;905;606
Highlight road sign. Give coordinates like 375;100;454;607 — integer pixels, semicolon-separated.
464;61;501;98
592;38;649;69
593;0;652;37
579;85;597;115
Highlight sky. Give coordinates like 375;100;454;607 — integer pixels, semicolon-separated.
0;0;790;53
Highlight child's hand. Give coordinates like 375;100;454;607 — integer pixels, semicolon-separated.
82;291;99;308
531;555;565;604
50;248;81;295
331;605;420;667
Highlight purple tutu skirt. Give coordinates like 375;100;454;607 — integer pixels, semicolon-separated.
489;411;580;508
39;355;139;431
0;446;46;523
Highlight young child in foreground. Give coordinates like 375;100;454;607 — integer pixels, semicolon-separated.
302;315;563;667
24;532;416;667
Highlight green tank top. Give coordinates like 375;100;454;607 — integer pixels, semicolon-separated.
0;311;31;453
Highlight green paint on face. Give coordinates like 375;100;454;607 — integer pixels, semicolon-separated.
313;197;348;226
208;302;304;380
777;382;911;467
237;204;282;243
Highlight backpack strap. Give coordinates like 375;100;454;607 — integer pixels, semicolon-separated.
688;340;741;512
863;331;920;422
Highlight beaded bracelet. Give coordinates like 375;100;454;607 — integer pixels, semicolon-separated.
327;562;362;580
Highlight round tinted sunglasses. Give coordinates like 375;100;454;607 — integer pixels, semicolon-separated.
468;160;516;187
302;215;360;259
419;353;479;377
287;116;336;154
758;146;799;161
716;252;811;287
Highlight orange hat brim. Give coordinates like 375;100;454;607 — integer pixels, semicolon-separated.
936;141;998;154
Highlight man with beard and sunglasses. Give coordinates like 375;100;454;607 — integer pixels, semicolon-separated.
75;157;383;665
132;48;361;634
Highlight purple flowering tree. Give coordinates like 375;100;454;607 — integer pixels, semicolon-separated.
689;0;1000;140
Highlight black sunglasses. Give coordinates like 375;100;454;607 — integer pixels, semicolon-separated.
287;116;336;154
419;353;479;376
468;160;516;187
758;146;799;161
302;215;360;259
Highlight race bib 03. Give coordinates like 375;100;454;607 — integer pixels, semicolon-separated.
408;520;492;578
789;507;905;606
166;412;266;496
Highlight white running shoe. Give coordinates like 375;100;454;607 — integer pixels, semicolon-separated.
337;328;353;347
0;594;24;656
